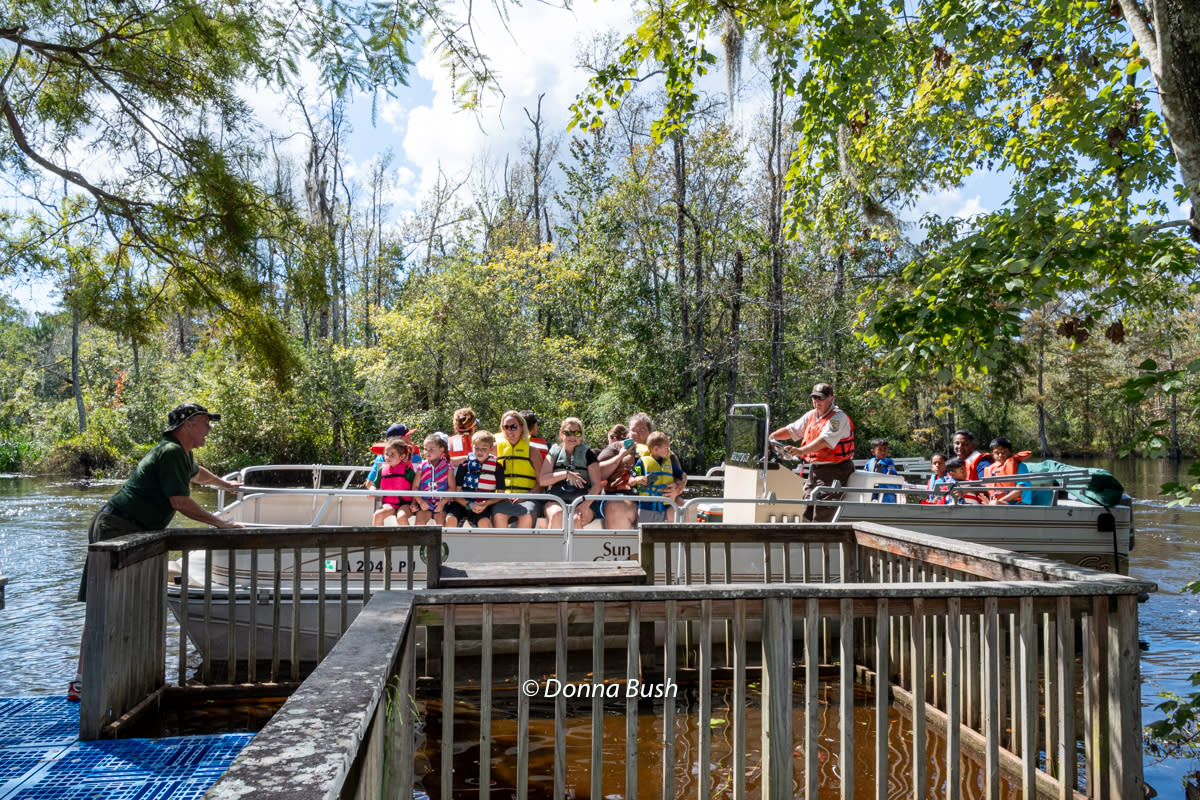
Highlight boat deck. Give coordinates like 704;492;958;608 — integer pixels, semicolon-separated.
0;698;252;800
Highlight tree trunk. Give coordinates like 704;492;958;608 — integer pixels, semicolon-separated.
693;217;706;454
832;251;845;383
725;248;744;415
1037;336;1049;456
72;308;86;435
674;134;690;358
766;78;785;411
525;94;546;245
1169;347;1182;459
1122;0;1200;239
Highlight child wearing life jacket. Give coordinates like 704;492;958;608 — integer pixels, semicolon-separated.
446;407;477;466
445;430;529;528
864;438;900;503
926;453;950;503
373;439;417;526
983;437;1033;505
365;422;416;490
943;457;984;504
629;431;686;523
415;433;458;525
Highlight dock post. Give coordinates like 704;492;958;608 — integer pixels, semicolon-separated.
1107;593;1144;799
761;595;794;799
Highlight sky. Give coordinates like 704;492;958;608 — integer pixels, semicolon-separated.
0;0;998;315
265;0;641;226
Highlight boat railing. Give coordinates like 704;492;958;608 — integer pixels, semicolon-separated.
216;466;727;547
78;525;443;740
808;470;1099;507
206;521;1157;800
220;484;573;536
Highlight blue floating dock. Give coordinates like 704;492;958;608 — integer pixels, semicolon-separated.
0;698;252;800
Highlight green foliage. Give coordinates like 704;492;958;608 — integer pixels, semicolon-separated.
0;437;39;472
41;406;139;477
1147;674;1200;761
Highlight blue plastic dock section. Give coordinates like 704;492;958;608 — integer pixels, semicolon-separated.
0;698;252;800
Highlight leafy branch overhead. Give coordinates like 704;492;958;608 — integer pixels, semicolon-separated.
0;0;501;381
576;0;1200;381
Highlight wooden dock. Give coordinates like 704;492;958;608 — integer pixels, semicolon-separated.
81;522;1157;799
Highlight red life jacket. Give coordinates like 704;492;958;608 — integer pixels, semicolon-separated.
447;431;473;462
379;462;414;505
801;408;855;463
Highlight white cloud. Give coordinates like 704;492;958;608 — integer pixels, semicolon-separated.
917;187;988;221
392;0;634;215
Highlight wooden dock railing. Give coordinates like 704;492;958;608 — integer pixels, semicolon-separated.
206;521;1156;800
79;526;442;740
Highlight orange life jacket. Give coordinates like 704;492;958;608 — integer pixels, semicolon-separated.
964;450;988;481
801;408;855;463
983;451;1032;501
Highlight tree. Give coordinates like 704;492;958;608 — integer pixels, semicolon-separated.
0;0;505;379
575;0;1200;387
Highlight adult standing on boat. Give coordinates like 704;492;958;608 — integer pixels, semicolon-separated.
769;383;855;523
952;429;992;481
497;410;545;524
71;402;244;700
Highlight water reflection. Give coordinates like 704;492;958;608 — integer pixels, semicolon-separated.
415;681;1025;799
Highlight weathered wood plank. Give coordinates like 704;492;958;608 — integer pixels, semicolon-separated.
441;604;455;800
206;591;414;800
1108;594;1143;800
554;602;567;800
480;603;493;800
437;560;645;588
840;597;854;800
1057;596;1076;799
1020;597;1037;800
911;596;928;798
945;597;962;800
590;601;604;800
875;598;889;800
733;598;747;800
625;603;640;800
517;604;530;800
662;598;677;800
762;595;794;800
983;597;1000;800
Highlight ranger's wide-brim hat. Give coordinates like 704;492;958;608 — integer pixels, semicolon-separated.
163;403;221;436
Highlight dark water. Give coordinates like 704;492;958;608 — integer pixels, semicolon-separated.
2;460;1199;791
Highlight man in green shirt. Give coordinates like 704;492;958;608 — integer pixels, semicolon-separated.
72;403;244;699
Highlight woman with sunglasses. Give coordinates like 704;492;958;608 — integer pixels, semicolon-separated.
496;409;545;525
538;417;600;530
